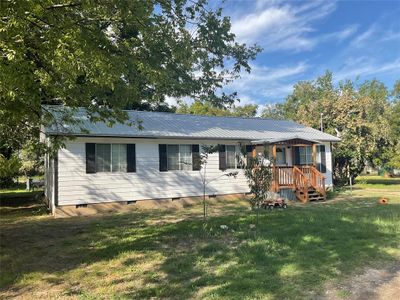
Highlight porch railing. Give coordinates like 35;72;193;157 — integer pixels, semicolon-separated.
271;165;326;201
293;166;308;202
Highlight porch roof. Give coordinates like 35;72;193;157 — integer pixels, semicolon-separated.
251;136;321;145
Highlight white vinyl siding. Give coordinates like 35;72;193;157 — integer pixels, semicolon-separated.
53;139;334;206
56;138;251;206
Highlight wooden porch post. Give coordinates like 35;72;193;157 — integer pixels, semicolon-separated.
272;144;277;192
312;143;317;167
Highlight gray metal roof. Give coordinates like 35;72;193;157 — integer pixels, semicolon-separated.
44;106;340;142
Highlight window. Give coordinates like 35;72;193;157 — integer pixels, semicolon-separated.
111;144;127;172
95;144;127;173
96;144;111;172
167;144;192;171
316;145;327;173
219;145;241;170
276;147;286;165
226;145;236;169
299;146;313;165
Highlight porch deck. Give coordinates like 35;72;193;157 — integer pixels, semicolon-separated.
271;166;326;202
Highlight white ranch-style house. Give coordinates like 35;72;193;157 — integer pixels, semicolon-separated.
42;107;340;216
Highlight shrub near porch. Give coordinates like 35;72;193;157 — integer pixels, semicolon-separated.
0;177;399;299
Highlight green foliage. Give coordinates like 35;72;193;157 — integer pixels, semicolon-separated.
0;0;261;152
231;104;258;117
243;147;273;208
197;144;238;222
273;71;399;184
0;155;21;188
18;142;44;177
260;104;285;119
176;100;258;117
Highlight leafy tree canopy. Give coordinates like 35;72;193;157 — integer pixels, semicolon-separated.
176;100;258;117
0;0;261;152
265;72;399;183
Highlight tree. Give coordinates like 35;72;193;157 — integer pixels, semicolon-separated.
194;145;237;222
277;71;396;184
19;142;44;178
260;104;285;119
231;104;258;117
0;0;261;152
242;146;273;225
0;154;21;188
176;100;258;117
385;80;400;170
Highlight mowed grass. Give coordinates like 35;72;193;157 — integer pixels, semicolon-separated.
0;176;399;299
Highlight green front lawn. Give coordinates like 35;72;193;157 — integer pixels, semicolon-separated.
0;176;399;299
355;175;400;190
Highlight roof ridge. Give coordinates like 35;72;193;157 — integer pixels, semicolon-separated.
128;109;295;122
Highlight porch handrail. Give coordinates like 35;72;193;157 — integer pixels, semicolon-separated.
293;166;309;202
309;166;326;197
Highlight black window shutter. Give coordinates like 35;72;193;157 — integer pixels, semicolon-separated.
294;147;300;165
320;145;326;173
192;144;200;171
246;145;254;167
127;144;136;172
86;143;96;173
159;144;168;172
219;145;226;171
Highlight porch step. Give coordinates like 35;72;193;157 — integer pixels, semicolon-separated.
297;188;325;201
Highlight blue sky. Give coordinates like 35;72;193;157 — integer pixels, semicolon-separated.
217;0;400;107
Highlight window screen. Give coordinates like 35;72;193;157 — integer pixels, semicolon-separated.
95;144;128;173
96;144;111;172
166;144;192;171
299;146;313;165
111;144;127;172
180;145;192;171
276;147;286;165
226;145;236;169
167;145;180;170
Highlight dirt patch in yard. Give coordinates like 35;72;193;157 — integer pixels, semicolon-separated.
319;262;400;300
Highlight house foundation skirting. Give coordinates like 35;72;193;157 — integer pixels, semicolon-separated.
54;193;250;218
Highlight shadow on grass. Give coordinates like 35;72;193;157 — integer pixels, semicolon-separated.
1;198;399;299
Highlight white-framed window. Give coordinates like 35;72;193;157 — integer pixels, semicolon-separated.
167;144;192;171
96;144;127;172
299;146;313;165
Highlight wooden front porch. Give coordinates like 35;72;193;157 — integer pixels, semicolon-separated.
271;165;326;202
252;137;327;202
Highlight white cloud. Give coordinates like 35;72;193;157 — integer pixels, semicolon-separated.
234;62;308;90
335;58;400;81
230;0;337;52
350;25;377;47
320;25;358;42
226;61;308;103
